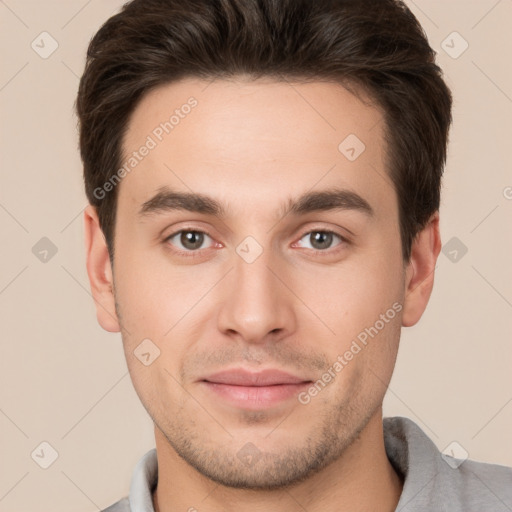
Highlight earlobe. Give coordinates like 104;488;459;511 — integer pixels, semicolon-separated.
401;212;441;327
84;204;121;333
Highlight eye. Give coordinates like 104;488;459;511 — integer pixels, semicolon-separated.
165;230;215;252
295;230;346;251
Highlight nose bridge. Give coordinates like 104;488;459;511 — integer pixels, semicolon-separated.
217;239;295;342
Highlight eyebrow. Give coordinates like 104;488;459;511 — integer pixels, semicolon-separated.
137;185;375;220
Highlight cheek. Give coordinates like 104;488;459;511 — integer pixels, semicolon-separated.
316;308;402;411
302;256;402;329
124;354;186;423
113;250;196;335
295;253;404;383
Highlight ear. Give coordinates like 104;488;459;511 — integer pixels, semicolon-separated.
84;204;121;333
401;212;441;327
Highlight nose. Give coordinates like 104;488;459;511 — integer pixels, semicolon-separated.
216;245;297;345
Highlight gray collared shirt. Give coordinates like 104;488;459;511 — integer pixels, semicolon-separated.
102;416;512;511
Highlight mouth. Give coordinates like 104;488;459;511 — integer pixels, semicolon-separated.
199;368;313;409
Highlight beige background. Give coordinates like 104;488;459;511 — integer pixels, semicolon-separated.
1;1;511;511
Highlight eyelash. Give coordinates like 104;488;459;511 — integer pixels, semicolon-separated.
163;227;349;258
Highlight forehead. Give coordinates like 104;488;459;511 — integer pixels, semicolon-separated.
119;77;394;221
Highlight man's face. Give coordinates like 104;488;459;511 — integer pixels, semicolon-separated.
110;78;407;488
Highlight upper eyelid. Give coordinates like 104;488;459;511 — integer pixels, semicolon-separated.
296;229;345;242
293;230;347;251
165;229;215;246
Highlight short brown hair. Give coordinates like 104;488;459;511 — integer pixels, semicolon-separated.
76;0;452;264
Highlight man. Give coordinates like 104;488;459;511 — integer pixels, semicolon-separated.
77;0;511;510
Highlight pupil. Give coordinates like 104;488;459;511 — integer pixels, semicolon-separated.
182;231;203;249
312;231;332;250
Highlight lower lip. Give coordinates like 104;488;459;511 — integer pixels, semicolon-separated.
200;381;311;409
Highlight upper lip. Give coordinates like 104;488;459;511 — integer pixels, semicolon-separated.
201;369;311;386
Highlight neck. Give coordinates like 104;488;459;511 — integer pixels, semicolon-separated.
152;409;403;512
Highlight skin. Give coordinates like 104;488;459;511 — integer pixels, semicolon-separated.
84;77;441;512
